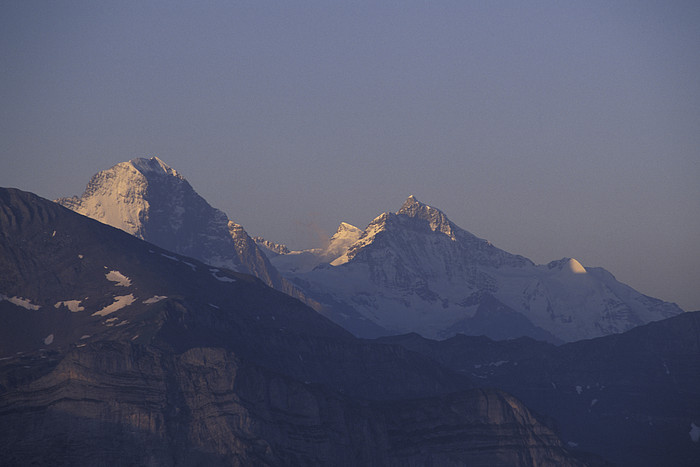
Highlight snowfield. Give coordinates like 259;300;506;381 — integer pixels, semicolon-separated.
0;295;41;310
106;270;132;287
92;294;136;317
54;300;85;312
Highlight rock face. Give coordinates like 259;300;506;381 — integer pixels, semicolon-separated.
268;195;682;342
55;157;304;304
0;344;585;467
0;187;588;466
379;311;700;467
57;157;237;268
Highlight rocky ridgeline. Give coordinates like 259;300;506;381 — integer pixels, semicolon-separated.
0;187;587;466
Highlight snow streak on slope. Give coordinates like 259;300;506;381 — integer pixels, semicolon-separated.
92;294;136;317
0;295;41;310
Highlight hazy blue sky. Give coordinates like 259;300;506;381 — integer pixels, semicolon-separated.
2;1;699;310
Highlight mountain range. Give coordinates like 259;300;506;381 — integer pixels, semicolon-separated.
57;157;682;343
0;187;587;466
262;196;682;343
2;156;697;465
378;311;700;466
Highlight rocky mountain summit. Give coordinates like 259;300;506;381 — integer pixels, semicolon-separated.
0;187;589;466
57;159;681;343
56;157;308;305
267;196;682;342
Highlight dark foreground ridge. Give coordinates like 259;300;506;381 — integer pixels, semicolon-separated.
0;187;587;466
379;311;700;466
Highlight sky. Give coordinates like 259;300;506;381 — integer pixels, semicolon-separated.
1;1;699;311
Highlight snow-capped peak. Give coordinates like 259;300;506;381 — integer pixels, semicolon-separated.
56;157;239;267
397;195;456;239
335;222;360;234
326;222;362;262
125;156;181;179
330;222;362;243
547;257;588;274
566;258;587;274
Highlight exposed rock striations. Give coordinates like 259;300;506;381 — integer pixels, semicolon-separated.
0;187;587;466
379;311;700;466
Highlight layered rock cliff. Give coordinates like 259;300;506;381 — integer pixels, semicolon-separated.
0;187;588;466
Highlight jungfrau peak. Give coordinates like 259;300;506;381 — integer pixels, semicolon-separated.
265;195;683;342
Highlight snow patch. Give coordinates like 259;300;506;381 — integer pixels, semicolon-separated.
576;385;583;395
160;253;179;261
567;441;579;448
106;270;131;287
143;295;167;304
690;423;700;443
80;335;91;340
54;300;84;312
43;334;54;345
212;272;235;282
590;398;599;407
209;303;220;309
0;294;41;310
92;294;136;317
474;360;509;369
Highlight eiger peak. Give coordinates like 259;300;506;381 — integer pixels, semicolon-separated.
126;156;180;178
56;157;308;305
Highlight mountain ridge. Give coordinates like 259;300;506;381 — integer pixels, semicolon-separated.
377;309;700;466
0;186;588;466
56;157;315;309
267;195;682;342
54;158;683;342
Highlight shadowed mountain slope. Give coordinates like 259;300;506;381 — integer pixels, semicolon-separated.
56;156;312;307
0;187;588;466
378;311;700;466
